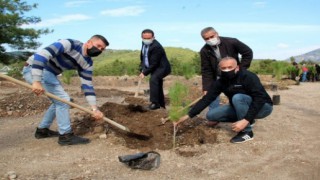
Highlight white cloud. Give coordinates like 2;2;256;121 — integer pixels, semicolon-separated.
23;14;92;28
216;23;320;33
277;43;289;48
100;6;145;17
128;21;320;34
253;1;267;8
64;0;91;7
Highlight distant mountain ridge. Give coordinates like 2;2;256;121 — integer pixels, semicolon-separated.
289;48;320;63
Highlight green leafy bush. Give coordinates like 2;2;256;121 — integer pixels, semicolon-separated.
272;61;288;80
94;59;140;76
249;59;275;74
7;62;24;79
286;66;300;80
62;70;77;84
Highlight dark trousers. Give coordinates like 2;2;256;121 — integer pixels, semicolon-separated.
149;71;167;108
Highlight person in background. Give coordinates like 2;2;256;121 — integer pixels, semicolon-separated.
25;35;109;146
174;57;273;144
314;64;320;81
301;64;308;82
199;27;253;115
139;29;171;110
292;61;299;69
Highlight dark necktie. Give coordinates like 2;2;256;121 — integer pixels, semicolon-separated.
143;45;149;67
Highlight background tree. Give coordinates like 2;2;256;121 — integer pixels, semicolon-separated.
290;56;296;64
0;0;52;64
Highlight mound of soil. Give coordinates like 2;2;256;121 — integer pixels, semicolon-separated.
73;97;218;150
0;92;50;117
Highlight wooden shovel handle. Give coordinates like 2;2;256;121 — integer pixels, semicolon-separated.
178;96;203;113
0;73;130;132
134;78;142;97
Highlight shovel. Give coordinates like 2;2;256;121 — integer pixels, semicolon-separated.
0;74;150;140
160;96;203;124
134;78;142;97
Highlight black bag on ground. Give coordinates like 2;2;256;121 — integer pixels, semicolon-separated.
118;151;160;170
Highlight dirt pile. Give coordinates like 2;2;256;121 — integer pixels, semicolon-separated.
72;98;218;151
0;92;50;117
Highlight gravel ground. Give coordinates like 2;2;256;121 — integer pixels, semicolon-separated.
0;77;319;180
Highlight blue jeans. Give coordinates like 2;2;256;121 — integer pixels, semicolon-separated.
302;72;307;82
22;65;33;84
206;94;273;132
208;96;220;110
39;70;72;134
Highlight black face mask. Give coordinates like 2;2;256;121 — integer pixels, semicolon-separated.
221;68;237;80
87;46;102;57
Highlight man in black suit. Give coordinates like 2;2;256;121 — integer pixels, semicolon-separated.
139;29;171;110
200;26;253;113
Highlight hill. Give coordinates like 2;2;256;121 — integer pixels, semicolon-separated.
289;48;320;63
93;47;198;66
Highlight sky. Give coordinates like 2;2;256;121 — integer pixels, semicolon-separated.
21;0;320;60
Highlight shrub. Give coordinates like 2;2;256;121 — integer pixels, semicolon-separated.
286;66;300;80
62;70;77;84
7;62;24;79
272;61;288;80
94;59;140;76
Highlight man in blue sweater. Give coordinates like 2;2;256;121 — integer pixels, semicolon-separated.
174;57;273;143
26;35;109;145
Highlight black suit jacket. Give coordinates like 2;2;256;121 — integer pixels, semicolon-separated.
199;36;253;91
140;39;171;77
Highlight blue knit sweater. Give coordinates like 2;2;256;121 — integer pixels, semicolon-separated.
31;39;96;105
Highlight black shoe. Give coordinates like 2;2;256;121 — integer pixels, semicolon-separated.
58;132;90;146
35;128;59;139
148;103;160;110
230;131;254;143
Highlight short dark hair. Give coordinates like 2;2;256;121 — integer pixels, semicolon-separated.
90;34;109;46
201;27;217;38
141;29;154;37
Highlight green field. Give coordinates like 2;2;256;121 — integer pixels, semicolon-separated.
3;47;314;81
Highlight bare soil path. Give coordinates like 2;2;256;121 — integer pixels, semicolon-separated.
0;77;319;179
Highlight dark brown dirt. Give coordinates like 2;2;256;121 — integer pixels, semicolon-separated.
72;98;218;151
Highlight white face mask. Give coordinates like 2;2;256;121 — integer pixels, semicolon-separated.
142;39;153;45
206;37;220;46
